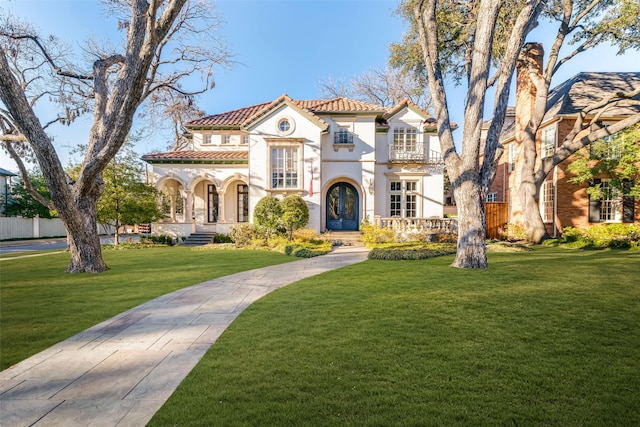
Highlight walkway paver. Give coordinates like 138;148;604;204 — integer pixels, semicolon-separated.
0;246;369;426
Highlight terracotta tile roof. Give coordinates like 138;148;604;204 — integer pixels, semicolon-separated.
186;96;388;130
187;103;271;127
298;97;386;113
141;150;248;162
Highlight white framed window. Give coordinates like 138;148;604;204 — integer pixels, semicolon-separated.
591;133;623;160
242;135;249;145
540;181;554;223
600;181;622;222
237;184;249;222
270;146;300;189
508;143;516;172
393;126;418;152
203;134;212;145
541;125;556;158
223;134;231;144
276;117;295;136
389;179;419;218
487;192;497;202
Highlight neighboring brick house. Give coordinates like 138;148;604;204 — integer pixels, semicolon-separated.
142;95;446;237
489;70;640;237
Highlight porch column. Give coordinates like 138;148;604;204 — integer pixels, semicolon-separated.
184;190;193;222
218;190;226;223
170;195;177;222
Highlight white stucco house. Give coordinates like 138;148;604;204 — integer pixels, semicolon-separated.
142;95;446;238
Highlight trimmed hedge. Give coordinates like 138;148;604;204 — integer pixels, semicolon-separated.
368;246;456;260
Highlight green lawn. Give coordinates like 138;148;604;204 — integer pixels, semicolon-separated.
150;247;640;426
0;247;292;370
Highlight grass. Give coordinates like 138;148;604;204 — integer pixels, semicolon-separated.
0;247;292;370
149;247;640;426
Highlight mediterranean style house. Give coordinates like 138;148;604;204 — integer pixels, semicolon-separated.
489;68;640;237
142;95;446;238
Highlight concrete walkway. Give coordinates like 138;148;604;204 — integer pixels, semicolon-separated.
0;246;369;427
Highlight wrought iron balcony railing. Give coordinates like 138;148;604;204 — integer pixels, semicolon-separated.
334;130;354;145
389;142;443;163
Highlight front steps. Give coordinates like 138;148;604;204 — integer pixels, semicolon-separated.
181;232;216;246
325;231;364;247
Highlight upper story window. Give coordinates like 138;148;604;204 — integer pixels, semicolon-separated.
590;133;623;160
508;143;516;172
541;125;556;158
276;117;295;136
334;128;354;145
242;135;249;145
203;134;212;145
270;146;300;189
393;126;418;152
223;135;231;144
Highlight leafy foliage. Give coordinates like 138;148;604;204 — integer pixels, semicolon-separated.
280;195;309;240
252;196;283;240
560;224;640;249
360;218;396;246
4;168;56;218
230;224;258;247
368;243;456;260
566;124;640;199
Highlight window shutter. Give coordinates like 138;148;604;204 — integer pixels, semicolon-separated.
622;179;635;223
588;178;601;223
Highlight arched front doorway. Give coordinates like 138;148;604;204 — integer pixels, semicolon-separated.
326;182;359;231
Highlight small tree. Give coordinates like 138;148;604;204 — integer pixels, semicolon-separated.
281;195;309;240
95;143;163;245
4;168;56;218
253;196;282;240
566;124;640;199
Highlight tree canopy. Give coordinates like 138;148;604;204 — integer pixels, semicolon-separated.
0;0;230;272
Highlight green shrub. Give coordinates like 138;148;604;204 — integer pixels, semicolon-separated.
284;242;332;258
253;196;283;240
560;224;640;249
213;233;233;244
281;195;309;240
292;228;327;244
368;246;456;260
139;234;175;245
230;224;257;247
360;218;396;246
499;223;528;242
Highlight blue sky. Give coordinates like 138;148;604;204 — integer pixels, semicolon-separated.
1;0;638;171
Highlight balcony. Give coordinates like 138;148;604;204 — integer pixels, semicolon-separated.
333;129;355;151
389;142;443;164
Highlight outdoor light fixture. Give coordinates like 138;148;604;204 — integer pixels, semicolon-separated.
368;179;374;195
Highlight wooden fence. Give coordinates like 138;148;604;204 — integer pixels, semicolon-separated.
486;202;508;240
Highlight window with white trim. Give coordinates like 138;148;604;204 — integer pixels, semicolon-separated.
600;181;622;222
389;180;419;218
487;192;497;202
540;181;554;223
237;184;249;222
270;146;299;189
242;135;249;145
508;143;516;172
541;125;556;158
203;134;212;145
223;134;231;144
393;126;418;152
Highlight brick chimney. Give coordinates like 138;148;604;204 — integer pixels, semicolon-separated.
515;42;544;137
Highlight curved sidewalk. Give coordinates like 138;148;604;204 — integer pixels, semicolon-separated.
0;246;369;427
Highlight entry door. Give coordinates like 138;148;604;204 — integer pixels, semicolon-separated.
326;183;359;230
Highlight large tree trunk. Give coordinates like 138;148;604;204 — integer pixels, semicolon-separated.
519;178;549;243
452;176;487;269
66;201;107;273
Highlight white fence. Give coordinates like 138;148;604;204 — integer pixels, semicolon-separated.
0;217;67;240
0;217;114;240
